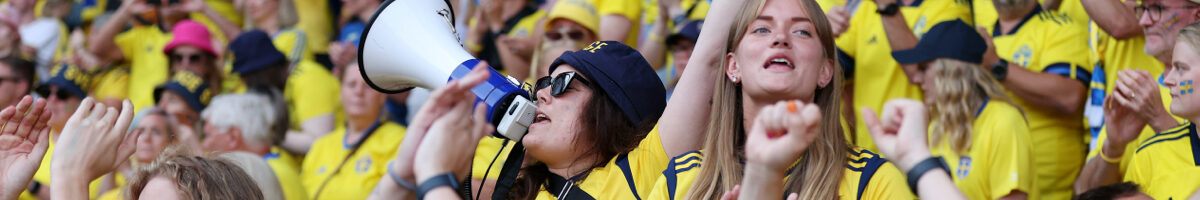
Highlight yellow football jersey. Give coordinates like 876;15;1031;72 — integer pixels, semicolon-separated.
267;147;310;200
987;5;1091;199
532;125;667;199
300;122;406;200
835;0;973;152
292;0;334;54
930;100;1039;200
89;67;131;102
114;26;173;112
285;60;342;130
1124;122;1200;199
647;147;914;200
273;29;315;65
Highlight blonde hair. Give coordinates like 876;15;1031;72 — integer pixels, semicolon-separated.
684;0;846;199
927;58;1025;154
127;149;264;200
1178;22;1200;55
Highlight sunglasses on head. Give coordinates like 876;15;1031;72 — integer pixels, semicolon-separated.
535;71;591;97
170;53;208;63
544;29;586;41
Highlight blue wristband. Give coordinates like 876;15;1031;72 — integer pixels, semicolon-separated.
387;161;419;191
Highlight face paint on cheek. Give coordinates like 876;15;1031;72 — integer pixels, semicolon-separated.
1166;13;1182;30
1182;80;1195;95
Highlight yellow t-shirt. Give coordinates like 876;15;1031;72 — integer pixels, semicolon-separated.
285;60;341;130
835;0;973;152
532;125;667;199
114;26;173;112
987;5;1091;199
292;0;333;54
89;67;131;103
930;101;1039;200
1124;122;1200;199
300;122;406;200
594;0;642;48
472;136;517;179
266;147;309;200
274;29;315;65
647;147;914;199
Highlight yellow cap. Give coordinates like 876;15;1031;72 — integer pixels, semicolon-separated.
545;0;600;35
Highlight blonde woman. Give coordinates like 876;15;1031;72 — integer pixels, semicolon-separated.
647;0;913;199
895;20;1038;200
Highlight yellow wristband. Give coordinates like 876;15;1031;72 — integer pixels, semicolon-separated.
1099;150;1122;163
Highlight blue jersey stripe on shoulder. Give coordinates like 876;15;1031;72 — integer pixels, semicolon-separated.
849;149;888;200
1042;63;1091;84
673;154;703;166
1144;124;1192;144
1137;132;1193;153
615;153;643;200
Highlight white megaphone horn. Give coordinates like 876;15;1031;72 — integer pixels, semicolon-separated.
358;0;537;141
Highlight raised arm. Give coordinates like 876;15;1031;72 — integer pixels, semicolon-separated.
1082;0;1142;39
88;0;149;63
657;0;746;157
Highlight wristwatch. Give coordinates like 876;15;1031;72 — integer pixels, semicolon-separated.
991;59;1009;81
877;3;900;16
906;157;949;195
417;173;460;200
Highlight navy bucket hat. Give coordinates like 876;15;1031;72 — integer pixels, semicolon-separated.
549;41;667;125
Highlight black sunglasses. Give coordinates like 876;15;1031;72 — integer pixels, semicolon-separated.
36;87;74;100
535;72;591;97
170;53;209;64
545;29;586;41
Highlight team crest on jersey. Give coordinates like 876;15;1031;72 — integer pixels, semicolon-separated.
957;157;972;179
913;16;928;38
1013;45;1033;67
356;157;373;174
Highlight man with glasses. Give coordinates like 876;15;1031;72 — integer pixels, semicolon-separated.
1075;0;1200;193
0;57;34;109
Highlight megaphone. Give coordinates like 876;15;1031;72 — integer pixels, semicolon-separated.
358;0;537;141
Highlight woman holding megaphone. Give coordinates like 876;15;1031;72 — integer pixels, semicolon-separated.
369;40;682;200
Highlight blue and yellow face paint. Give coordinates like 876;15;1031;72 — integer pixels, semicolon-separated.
1182;80;1195;95
1166;13;1182;30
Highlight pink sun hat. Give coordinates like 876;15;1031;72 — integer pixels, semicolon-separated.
163;20;218;56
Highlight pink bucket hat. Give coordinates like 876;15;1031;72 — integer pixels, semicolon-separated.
163;20;218;56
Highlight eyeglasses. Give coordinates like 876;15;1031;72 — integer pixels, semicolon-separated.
36;87;74;100
170;53;209;64
534;72;591;97
1135;4;1200;21
544;29;586;41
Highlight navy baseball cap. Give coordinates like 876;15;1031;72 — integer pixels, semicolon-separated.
891;19;987;64
549;41;667;125
230;30;288;74
667;20;703;47
36;65;89;99
154;72;212;111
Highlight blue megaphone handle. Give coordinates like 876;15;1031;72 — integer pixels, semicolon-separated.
448;59;531;123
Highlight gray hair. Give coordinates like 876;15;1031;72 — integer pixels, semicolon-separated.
202;93;277;150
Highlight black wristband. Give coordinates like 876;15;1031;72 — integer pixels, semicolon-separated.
905;157;948;195
417;173;460;200
876;3;900;16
